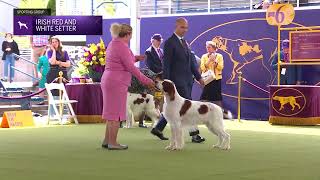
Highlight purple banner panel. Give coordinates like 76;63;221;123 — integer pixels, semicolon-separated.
14;16;102;35
290;31;320;61
269;85;320;118
86;18;130;45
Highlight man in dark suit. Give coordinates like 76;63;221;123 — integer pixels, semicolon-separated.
151;17;206;143
145;34;163;73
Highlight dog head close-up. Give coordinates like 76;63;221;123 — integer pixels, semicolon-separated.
154;72;163;91
161;80;176;101
272;96;280;101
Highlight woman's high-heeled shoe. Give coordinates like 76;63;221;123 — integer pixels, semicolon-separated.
107;144;128;150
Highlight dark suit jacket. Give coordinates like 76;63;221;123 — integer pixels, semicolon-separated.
163;34;201;90
145;46;163;73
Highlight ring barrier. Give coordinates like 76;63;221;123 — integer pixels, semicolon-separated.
236;72;271;122
0;78;66;100
242;78;270;94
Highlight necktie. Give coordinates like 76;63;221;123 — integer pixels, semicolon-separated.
180;38;189;55
157;48;163;60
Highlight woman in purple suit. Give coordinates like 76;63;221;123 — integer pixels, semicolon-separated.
101;23;155;150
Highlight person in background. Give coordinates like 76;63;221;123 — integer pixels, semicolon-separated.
145;34;163;74
101;23;155;150
37;46;50;104
144;34;165;128
1;33;19;82
30;35;50;85
46;36;71;121
200;41;224;108
150;17;206;143
271;39;302;85
46;36;70;87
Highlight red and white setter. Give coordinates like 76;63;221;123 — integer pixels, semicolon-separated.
126;93;160;128
156;80;231;151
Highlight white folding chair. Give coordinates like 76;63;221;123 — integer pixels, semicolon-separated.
45;83;79;125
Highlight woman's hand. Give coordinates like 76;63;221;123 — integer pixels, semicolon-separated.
5;48;11;51
135;55;146;62
146;81;156;91
205;53;216;68
50;59;57;65
50;45;55;51
50;59;56;65
209;53;217;62
198;78;205;87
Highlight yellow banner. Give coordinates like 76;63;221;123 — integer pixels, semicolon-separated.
266;4;295;26
1;110;34;128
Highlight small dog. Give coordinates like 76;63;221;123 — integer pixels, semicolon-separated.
18;21;28;29
126;93;161;128
156;79;230;151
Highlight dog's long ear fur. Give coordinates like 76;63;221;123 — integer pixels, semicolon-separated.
162;81;175;101
154;72;163;81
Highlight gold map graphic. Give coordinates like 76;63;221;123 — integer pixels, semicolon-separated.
212;36;277;84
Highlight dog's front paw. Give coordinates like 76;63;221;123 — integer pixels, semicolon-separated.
165;146;172;150
220;146;231;150
222;145;231;150
124;125;132;128
165;144;176;151
175;146;183;151
165;145;173;150
213;144;221;149
216;144;231;150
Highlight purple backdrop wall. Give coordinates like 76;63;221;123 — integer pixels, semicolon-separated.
87;9;320;120
86;18;130;46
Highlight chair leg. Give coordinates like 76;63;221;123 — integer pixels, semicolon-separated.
47;104;51;125
52;104;62;124
67;103;78;124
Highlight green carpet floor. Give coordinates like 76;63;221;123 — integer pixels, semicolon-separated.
0;124;320;180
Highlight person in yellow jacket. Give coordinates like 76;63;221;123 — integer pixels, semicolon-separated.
200;41;224;108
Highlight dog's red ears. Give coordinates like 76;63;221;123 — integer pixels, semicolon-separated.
162;81;175;101
154;72;163;80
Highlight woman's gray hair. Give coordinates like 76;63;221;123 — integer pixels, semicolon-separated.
110;23;132;38
206;41;217;48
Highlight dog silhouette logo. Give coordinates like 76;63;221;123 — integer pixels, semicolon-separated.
272;95;302;111
17;21;28;30
271;88;306;116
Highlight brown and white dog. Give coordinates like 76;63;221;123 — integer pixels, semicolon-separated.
126;93;161;128
156;79;231;150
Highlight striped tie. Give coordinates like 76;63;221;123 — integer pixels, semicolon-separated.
157;48;163;60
